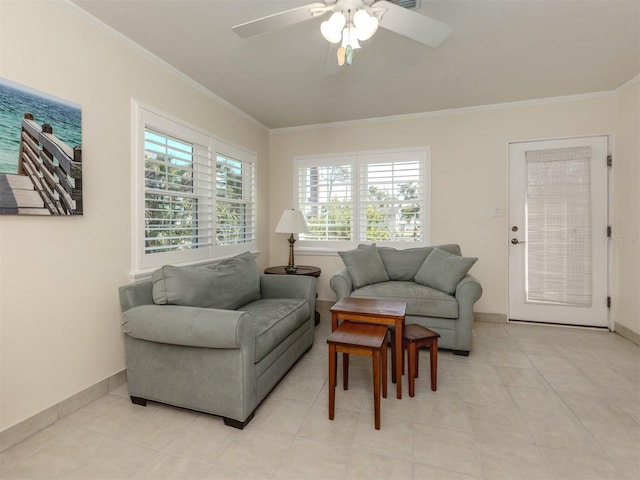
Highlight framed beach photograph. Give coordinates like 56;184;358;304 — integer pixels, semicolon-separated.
0;77;82;215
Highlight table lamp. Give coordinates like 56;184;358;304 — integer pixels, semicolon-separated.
275;209;308;273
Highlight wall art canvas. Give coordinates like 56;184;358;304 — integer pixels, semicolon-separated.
0;77;82;215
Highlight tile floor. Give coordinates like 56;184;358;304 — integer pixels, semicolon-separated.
1;302;639;479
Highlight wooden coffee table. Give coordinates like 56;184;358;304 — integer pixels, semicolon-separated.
330;297;407;399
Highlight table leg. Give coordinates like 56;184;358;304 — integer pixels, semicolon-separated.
372;350;381;430
381;336;387;399
395;319;403;399
430;338;438;392
343;353;349;390
328;344;336;420
408;341;416;398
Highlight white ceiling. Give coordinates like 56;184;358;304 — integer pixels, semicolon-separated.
70;0;639;129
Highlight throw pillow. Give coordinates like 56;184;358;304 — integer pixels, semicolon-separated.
152;251;261;309
338;243;389;288
414;247;477;294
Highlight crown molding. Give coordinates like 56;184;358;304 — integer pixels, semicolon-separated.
55;0;268;132
616;74;640;94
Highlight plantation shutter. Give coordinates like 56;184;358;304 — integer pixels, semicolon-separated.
143;128;213;254
296;160;354;242
359;152;425;243
216;151;256;247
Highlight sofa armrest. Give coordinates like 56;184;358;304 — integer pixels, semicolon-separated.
330;268;354;301
122;304;255;349
119;280;154;312
260;274;316;309
455;274;483;304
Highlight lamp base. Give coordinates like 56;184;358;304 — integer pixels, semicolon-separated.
285;265;298;273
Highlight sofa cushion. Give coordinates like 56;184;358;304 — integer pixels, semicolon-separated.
152;251;260;309
415;248;477;294
351;281;459;319
240;298;310;362
338;243;389;288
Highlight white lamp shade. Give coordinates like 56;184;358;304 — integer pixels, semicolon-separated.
321;11;345;44
275;209;308;234
353;9;378;41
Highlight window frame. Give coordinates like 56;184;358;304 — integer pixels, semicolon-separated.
294;147;431;253
131;102;257;276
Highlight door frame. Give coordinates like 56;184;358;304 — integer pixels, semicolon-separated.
506;134;613;329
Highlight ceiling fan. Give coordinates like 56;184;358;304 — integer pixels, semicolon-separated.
232;0;452;66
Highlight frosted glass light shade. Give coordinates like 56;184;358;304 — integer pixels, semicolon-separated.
353;9;378;41
321;11;346;44
275;209;308;234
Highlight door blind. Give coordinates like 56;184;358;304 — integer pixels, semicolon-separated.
525;146;593;307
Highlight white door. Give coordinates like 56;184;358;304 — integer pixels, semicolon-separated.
508;136;609;327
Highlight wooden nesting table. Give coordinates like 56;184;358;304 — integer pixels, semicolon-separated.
330;297;407;399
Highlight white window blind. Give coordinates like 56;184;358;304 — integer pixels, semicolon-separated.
525;146;593;307
360;155;424;243
295;148;429;249
144;128;213;255
134;105;256;273
216;152;256;248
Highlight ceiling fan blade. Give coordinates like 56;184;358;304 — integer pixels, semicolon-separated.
374;0;452;47
232;3;328;38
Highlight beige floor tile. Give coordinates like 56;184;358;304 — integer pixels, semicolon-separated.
413;395;471;432
488;350;533;369
542;371;606;396
163;414;241;463
525;414;607;458
615;459;640;480
541;446;627;479
215;427;294;479
344;449;413;480
459;379;515;408
476;441;553;480
138;454;213;479
352;413;414;461
528;354;581;375
273;437;349;480
316;381;371;412
271;371;326;402
297;403;359;446
413;423;483;477
250;395;314;434
0;421;72;472
582;419;640;464
467;404;535;446
413;463;483;479
559;390;638;429
508;385;575;420
496;366;549;389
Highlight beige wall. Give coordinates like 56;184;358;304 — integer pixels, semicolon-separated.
269;96;625;317
0;1;270;431
613;80;640;337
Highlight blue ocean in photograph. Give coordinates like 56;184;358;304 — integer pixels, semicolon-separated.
0;78;81;174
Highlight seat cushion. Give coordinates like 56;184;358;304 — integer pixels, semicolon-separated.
351;281;458;319
240;298;310;362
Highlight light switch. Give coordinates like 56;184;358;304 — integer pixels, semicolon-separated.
492;207;501;217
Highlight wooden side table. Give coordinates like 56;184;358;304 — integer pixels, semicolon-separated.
264;265;321;325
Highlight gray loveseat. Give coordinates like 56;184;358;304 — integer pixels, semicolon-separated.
118;252;316;428
330;244;482;355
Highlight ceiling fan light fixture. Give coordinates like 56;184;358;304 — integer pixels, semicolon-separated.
341;25;361;49
353;9;379;41
320;11;346;43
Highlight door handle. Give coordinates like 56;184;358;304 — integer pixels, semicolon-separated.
511;238;526;245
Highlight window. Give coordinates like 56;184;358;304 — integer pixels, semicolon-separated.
133;105;256;273
295;148;430;250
